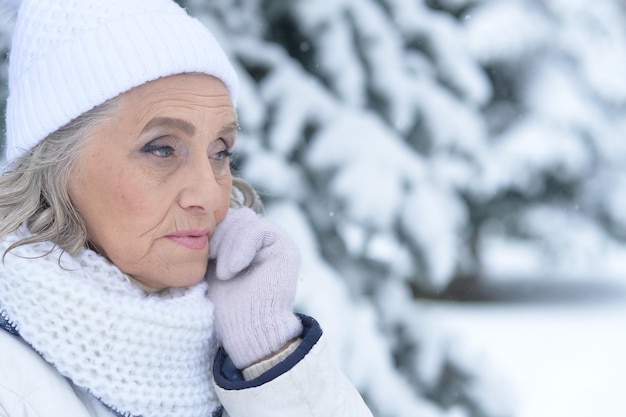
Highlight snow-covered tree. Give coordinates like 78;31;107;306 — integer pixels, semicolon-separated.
462;0;626;282
2;0;625;415
0;14;11;137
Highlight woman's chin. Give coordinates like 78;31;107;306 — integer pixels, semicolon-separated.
129;269;207;292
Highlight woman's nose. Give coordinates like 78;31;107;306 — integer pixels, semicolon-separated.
178;160;223;213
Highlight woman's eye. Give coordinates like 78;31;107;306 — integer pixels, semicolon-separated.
151;146;175;157
142;141;175;158
214;149;233;161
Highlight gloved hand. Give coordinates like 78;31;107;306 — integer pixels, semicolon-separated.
206;207;303;369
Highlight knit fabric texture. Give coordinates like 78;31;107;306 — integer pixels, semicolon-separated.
0;226;220;417
207;207;304;369
4;0;238;163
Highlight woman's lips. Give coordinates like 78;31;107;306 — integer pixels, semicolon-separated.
165;229;211;250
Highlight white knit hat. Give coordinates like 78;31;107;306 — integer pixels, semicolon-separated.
3;0;239;163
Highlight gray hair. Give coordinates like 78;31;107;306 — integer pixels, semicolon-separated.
0;97;262;258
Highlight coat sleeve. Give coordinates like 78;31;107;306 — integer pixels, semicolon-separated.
213;315;373;417
0;330;100;417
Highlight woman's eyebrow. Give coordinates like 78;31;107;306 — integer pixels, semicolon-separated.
141;118;238;137
141;117;196;136
219;120;239;136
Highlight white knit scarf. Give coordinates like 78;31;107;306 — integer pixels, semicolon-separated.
0;228;221;417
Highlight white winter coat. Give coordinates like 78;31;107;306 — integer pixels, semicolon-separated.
0;315;372;417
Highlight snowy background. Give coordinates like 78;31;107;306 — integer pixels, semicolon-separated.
2;0;626;416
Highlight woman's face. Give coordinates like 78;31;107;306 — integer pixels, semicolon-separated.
68;73;236;289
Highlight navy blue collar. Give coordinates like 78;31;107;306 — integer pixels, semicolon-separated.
0;309;19;335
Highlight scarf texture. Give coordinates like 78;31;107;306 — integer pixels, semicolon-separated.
0;227;220;417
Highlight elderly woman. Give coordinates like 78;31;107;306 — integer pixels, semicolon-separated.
0;1;373;416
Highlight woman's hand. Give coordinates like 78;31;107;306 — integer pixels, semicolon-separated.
206;207;303;369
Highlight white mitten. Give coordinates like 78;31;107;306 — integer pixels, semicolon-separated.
206;207;303;369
